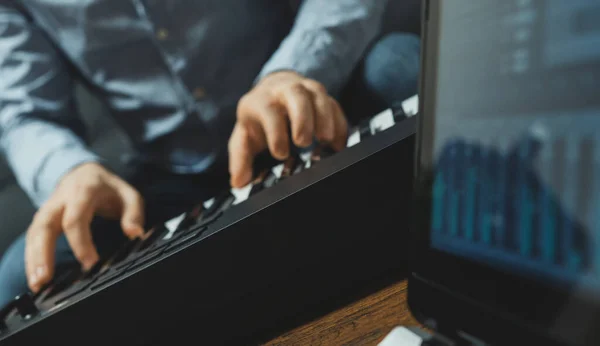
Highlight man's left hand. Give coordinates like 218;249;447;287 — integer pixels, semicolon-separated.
228;71;348;188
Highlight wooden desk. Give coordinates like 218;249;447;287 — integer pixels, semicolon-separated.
265;280;419;345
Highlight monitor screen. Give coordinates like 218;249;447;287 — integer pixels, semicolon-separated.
413;0;600;343
431;0;600;294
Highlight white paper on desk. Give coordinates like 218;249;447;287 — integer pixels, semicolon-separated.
378;326;424;346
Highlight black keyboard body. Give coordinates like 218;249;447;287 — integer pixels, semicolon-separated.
0;107;417;345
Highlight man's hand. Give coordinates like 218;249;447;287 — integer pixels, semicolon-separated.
228;71;348;188
25;162;145;293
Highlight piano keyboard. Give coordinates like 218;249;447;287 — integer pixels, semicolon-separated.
0;95;418;342
166;102;414;234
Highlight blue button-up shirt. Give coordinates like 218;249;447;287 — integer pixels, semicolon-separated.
0;0;385;207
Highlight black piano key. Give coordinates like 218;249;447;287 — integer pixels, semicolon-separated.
114;241;170;272
309;145;336;167
279;152;304;180
204;191;235;217
392;106;407;123
33;262;78;301
111;225;172;272
163;228;205;255
174;204;203;233
81;258;108;280
80;238;140;281
53;277;97;306
249;169;270;195
41;267;82;301
189;211;223;231
124;247;169;274
110;238;141;266
358;118;372;139
138;224;169;252
252;150;280;179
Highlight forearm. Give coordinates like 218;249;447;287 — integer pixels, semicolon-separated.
0;3;99;207
258;0;387;95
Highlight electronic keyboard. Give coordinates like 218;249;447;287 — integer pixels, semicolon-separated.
0;95;418;346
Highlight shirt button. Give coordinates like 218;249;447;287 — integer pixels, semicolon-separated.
156;28;169;40
193;87;206;99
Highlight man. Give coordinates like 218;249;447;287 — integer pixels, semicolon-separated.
0;0;420;306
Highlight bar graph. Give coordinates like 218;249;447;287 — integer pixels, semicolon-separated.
431;134;597;281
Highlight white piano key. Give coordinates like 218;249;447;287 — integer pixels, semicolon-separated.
300;152;312;168
231;184;252;205
347;130;361;147
272;163;284;178
401;94;419;117
370;108;395;133
203;198;215;210
163;212;186;238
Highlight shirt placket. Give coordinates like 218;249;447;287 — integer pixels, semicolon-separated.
131;0;203;115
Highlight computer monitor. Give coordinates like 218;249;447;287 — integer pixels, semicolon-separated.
409;0;600;345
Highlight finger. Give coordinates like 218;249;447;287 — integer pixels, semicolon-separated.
229;121;263;188
279;84;315;147
330;98;349;151
62;192;99;270
25;201;63;292
255;104;289;160
302;80;335;144
117;186;145;238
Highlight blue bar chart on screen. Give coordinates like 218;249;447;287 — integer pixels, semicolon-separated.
430;132;599;291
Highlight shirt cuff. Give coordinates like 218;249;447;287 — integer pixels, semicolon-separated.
34;145;101;206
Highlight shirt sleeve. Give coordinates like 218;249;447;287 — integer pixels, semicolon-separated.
257;0;388;96
0;4;100;207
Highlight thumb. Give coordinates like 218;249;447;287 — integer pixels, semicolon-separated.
118;187;145;238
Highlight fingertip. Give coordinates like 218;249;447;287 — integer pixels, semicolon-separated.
333;133;348;152
28;265;49;293
270;139;290;160
293;131;313;148
230;169;252;188
81;252;99;271
316;126;334;145
123;223;144;239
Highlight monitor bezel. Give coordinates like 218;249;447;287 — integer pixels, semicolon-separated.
408;1;600;345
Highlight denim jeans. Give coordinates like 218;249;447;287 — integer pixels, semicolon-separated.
0;32;421;307
342;32;421;125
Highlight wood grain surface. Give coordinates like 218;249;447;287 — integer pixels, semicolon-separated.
264;280;419;345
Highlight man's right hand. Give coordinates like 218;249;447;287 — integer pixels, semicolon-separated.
25;162;145;293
